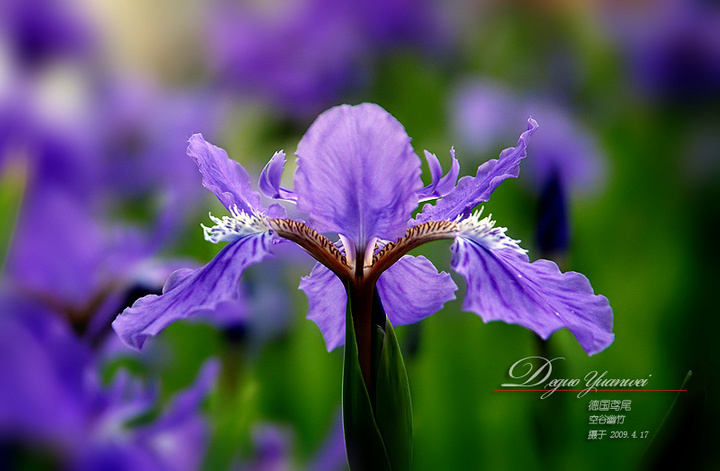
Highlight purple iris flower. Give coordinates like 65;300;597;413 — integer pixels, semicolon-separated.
113;103;613;357
0;0;94;70
1;74;228;345
206;0;447;118
601;0;720;102
0;298;218;471
207;0;363;118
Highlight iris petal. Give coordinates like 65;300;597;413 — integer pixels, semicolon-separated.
300;262;346;352
300;255;457;351
294;103;422;249
187;134;263;213
259;150;297;203
450;234;613;355
376;255;457;326
415;118;538;224
417;149;460;202
112;233;273;350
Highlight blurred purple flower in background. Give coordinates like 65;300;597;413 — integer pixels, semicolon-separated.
113;103;613;361
91;78;226;244
244;425;294;471
233;414;345;471
0;72;225;344
451;79;606;255
0;0;94;70
4;185;172;341
452;80;606;197
600;0;720;102
0;299;218;471
206;0;447;118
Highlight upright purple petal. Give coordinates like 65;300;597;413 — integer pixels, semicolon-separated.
417;149;460;202
300;262;346;351
450;234;614;355
295;104;422;249
258;150;297;202
415;118;538;224
376;255;457;326
112;233;274;350
187;134;263;213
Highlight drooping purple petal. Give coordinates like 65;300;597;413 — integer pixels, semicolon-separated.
300;262;346;352
417;148;460;202
301;255;457;351
112;233;274;350
187;134;263;213
450;235;614;355
161;267;196;294
376;255;457;326
295;103;422;249
258;150;297;203
415;118;538;224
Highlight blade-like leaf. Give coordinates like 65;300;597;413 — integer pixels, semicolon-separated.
375;317;413;471
342;292;414;471
343;303;392;471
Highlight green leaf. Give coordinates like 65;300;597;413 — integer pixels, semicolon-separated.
342;294;413;471
374;317;413;471
343;305;392;471
0;161;26;274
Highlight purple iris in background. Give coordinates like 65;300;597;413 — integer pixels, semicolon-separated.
113;103;613;361
237;417;346;471
1;69;229;345
206;0;447;118
0;298;217;471
600;0;720;102
451;80;606;255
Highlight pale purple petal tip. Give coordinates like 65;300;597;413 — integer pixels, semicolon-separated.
377;255;457;326
187;133;263;213
417;148;460;202
112;233;273;350
259;150;297;203
415;118;538;224
451;237;614;355
299;262;347;351
295;103;422;249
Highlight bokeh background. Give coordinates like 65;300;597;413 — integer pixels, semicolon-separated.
1;0;718;469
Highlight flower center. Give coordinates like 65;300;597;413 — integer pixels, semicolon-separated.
268;218;459;285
